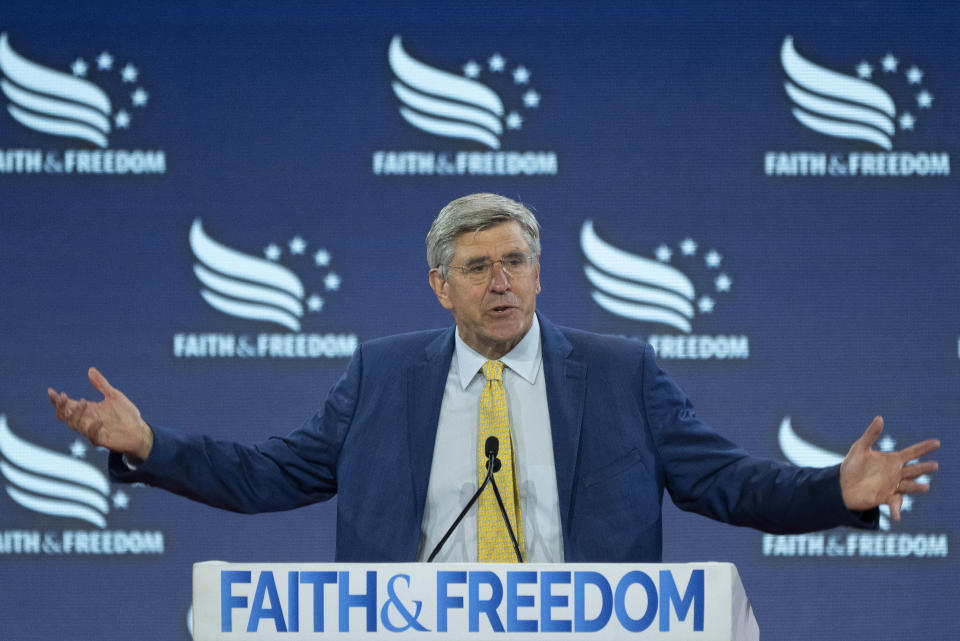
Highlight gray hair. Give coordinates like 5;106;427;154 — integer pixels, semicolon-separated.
426;193;541;278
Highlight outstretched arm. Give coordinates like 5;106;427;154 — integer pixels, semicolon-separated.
840;416;939;521
48;367;154;461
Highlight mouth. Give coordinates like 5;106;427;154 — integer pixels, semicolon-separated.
489;305;516;315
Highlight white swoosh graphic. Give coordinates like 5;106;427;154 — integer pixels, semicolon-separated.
0;414;111;528
580;220;696;332
190;219;306;330
777;416;890;530
389;35;504;149
780;36;896;149
0;33;112;147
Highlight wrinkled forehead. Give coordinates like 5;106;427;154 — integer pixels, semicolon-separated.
452;221;532;260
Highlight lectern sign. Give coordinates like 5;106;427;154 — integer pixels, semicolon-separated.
193;562;757;640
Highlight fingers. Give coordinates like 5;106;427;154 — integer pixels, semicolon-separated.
88;367;115;398
888;493;903;522
857;416;884;449
902;460;939;479
898;438;941;463
895;479;931;494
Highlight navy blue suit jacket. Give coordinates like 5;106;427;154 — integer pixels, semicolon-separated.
112;314;873;561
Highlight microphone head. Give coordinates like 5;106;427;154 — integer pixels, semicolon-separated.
485;436;499;458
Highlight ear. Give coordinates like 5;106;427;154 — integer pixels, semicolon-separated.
534;256;541;294
429;268;454;310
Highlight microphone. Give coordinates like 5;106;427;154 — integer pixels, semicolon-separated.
427;436;501;562
486;443;524;563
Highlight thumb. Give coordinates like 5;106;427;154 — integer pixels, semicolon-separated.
858;416;884;450
88;367;115;398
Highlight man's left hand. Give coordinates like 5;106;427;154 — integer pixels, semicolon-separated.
840;416;939;521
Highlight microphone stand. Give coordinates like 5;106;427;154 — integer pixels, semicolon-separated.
427;451;500;562
488;472;524;563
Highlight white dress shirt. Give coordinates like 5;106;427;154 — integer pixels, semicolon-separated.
417;316;564;562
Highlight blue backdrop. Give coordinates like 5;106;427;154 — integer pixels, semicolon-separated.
1;1;956;639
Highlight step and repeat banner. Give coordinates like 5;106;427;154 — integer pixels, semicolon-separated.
1;2;956;640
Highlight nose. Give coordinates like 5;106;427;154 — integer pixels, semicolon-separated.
489;260;511;291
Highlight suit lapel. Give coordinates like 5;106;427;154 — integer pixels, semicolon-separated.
539;314;586;539
406;327;456;534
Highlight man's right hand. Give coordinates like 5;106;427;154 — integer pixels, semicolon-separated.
48;367;153;461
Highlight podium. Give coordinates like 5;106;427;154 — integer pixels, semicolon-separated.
193;562;757;640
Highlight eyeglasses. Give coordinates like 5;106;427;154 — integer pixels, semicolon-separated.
446;253;537;283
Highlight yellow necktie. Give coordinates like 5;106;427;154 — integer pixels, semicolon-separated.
477;360;525;562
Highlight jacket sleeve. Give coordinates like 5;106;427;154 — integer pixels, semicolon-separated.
640;343;877;533
107;345;364;513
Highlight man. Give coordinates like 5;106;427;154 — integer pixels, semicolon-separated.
49;193;939;562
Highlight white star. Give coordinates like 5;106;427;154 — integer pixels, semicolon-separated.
855;61;873;79
512;65;530;84
113;490;130;510
121;63;139;83
264;243;282;261
523;89;541;108
915;474;931;486
705;249;722;268
463;60;481;78
917;90;933;108
655;244;673;262
324;273;342;291
289;236;306;255
314;249;331;267
97;51;114;71
680;238;697;256
307;294;324;312
901;494;914;512
505;111;523;130
906;65;923;85
114;110;131;129
131;88;149;107
878;435;896;452
715;273;732;292
69;439;88;458
881;53;898;73
488;53;505;72
698;296;715;314
71;58;88;77
898;112;915;131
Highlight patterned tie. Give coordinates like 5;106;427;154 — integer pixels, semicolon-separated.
477;360;525;562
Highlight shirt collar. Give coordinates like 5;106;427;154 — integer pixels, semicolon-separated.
454;315;542;390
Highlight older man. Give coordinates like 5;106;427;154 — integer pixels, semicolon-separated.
49;193;939;562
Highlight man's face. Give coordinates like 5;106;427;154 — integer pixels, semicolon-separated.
429;221;541;359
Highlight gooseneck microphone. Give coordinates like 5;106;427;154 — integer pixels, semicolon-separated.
486;445;524;563
427;436;501;562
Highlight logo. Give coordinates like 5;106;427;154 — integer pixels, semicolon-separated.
0;32;165;175
762;417;947;559
173;220;358;359
372;35;557;176
0;414;164;555
765;36;948;177
580;220;748;360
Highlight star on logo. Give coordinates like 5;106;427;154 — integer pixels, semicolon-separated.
463;60;481;78
715;273;732;292
899;112;915;131
71;58;88;77
855;61;873;79
505;112;523;130
655;244;673;262
264;243;282;261
69;439;88;458
307;294;324;312
97;51;114;71
314;249;331;267
881;52;898;73
289;236;307;255
114;110;131;129
324;273;342;291
113;490;130;510
906;65;924;85
131;88;149;107
901;494;914;511
878;435;896;452
121;63;139;83
488;53;505;72
705;249;722;268
680;238;698;256
917;90;933;108
698;296;715;314
512;65;530;84
522;89;540;108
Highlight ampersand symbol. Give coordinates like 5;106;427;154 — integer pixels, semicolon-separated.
380;574;429;632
